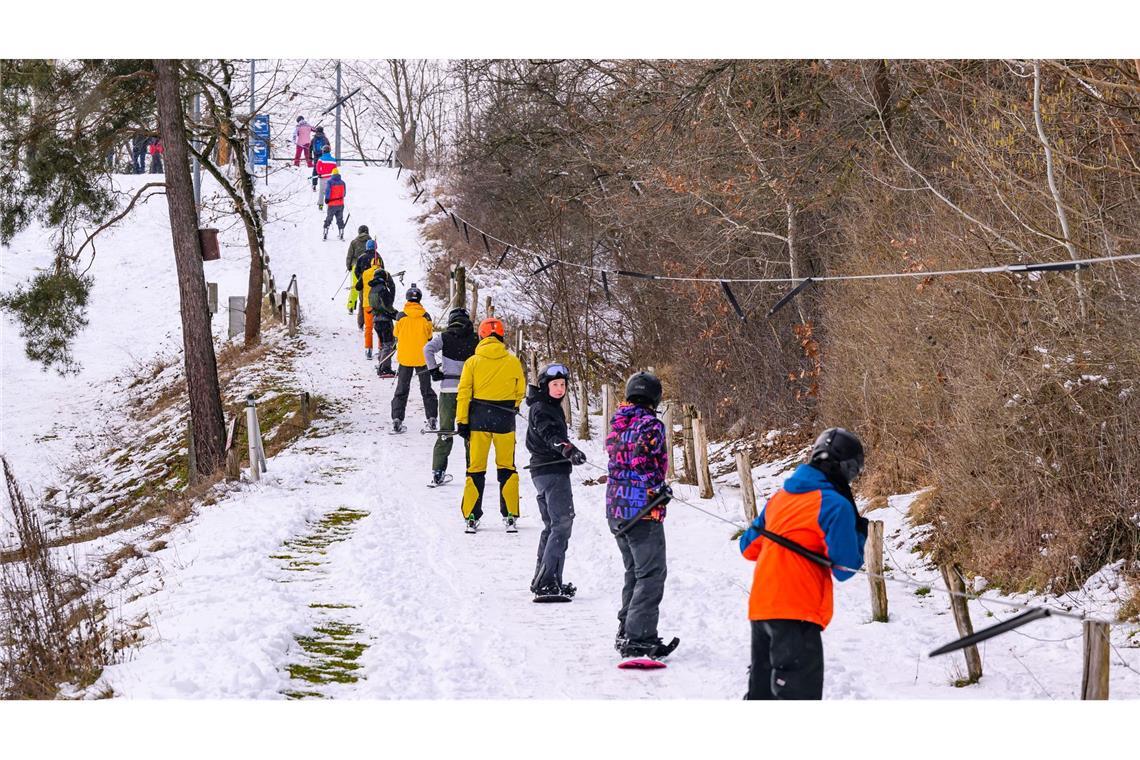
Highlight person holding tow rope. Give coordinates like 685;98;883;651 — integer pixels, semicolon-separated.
738;427;868;700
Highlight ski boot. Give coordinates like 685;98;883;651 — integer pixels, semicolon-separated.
322;226;329;241
365;348;373;359
338;227;345;241
464;518;478;534
504;515;518;533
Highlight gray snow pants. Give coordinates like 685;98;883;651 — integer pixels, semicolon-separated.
530;470;575;591
611;518;667;644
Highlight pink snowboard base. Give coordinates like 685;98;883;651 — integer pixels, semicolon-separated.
617;657;667;670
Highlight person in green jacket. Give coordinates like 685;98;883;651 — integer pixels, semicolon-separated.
345;225;372;314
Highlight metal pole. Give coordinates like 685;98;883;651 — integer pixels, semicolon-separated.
192;92;202;209
249;59;256;174
335;60;342;160
245;396;260;482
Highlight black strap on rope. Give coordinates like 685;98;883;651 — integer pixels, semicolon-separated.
721;280;747;322
615;269;657;280
601;270;612;303
767;277;815;317
533;259;559;276
929;607;1052;657
497;245;512;267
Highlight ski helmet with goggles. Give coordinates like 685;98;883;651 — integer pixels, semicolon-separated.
624;371;663;409
809;427;865;483
478;317;505;339
406;283;422;303
538;363;570;388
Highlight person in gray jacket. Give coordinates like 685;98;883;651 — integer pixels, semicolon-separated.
424;307;480;486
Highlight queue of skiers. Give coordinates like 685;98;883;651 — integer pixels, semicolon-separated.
340;214;868;688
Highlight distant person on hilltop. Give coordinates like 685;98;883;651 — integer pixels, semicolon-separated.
738;427;868;700
147;136;164;174
293;116;313;167
130;133;149;174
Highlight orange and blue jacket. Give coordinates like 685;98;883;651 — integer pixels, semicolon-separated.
739;463;866;629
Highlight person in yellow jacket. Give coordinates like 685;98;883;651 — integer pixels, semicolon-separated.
456;317;527;534
390;283;438;433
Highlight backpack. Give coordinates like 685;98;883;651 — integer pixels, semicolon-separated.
368;272;394;315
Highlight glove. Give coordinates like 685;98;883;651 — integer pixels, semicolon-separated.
649;485;673;506
430;368;445;382
457;422;470;440
855;514;870;537
559;442;587;466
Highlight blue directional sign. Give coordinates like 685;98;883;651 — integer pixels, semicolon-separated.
251;139;268;167
251;114;270;139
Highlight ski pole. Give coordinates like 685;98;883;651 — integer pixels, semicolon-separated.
331;269;351;300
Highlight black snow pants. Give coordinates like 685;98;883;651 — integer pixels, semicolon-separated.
530;471;575;591
391;364;438;423
746;619;825;700
611;518;667;645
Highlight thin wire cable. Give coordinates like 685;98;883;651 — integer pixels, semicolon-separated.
407;170;1140;286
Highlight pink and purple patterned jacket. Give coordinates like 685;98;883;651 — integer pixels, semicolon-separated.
605;403;669;523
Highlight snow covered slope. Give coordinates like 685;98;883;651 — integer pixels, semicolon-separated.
5;162;1137;699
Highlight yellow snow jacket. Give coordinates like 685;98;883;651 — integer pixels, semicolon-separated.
456;337;527;431
393;301;433;367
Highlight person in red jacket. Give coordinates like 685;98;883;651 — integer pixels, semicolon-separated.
323;168;346;241
738;427;868;700
314;145;338;211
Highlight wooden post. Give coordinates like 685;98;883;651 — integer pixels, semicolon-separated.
486;294;493;317
940;564;983;683
693;413;714;499
530;351;540;387
681;404;697;485
186;419;199;487
664;402;676;481
287;294;299;337
455;265;466;311
867;520;889;622
577;378;591;440
471;281;479;322
1081;620;1110;700
735;450;756;520
602;383;614;440
299;392;311;427
224;415;242;481
245;397;261;483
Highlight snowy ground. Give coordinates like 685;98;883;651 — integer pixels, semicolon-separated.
3;163;1138;700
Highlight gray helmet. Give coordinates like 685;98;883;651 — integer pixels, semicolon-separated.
358;225;369;235
810;427;865;483
624;371;662;409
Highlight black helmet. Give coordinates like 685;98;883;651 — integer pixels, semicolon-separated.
810;427;865;483
406;283;422;303
624;371;662;408
538;362;570;387
297;116;305;123
447;306;470;324
358;224;369;235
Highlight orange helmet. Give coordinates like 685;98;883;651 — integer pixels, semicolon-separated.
478;317;505;339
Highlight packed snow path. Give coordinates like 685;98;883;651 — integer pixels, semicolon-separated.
92;166;1139;699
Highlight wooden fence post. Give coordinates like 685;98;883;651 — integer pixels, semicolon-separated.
224;415;242;481
1081;620;1110;700
681;404;697;485
735;450;756;520
940;564;983;683
602;383;614;440
299;392;311;428
577;378;591;441
486;294;494;317
693;413;714;498
664;402;676;481
471;281;479;322
867;520;889;622
454;265;466;311
287;294;299;337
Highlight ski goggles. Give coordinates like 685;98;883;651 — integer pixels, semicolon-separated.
541;363;570;380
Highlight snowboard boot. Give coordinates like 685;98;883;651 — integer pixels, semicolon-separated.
391;419;406;434
558;582;577;598
464;518;478;534
365;348;373;359
426;417;438;431
615;625;628;653
322;226;329;241
504;515;518;533
432;469;447;486
338;227;345;241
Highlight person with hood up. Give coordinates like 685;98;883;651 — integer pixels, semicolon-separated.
423;307;480;486
390;284;437;434
345;225;372;314
738;427;868;700
314;147;338;211
293;116;313;167
525;363;588;601
455;317;527;534
606;371;677;663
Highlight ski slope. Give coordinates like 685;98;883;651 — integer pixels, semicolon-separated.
4;163;1138;700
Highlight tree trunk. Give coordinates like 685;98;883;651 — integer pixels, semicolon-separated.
242;215;263;346
154;59;226;477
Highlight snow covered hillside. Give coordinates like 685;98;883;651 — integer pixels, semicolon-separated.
3;163;1138;700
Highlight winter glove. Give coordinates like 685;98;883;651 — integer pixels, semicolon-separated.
457;422;470;440
430;368;445;382
649;484;674;506
559;442;587;466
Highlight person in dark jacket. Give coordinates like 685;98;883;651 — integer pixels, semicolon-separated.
309;126;329;191
525;363;587;600
606;371;674;660
365;257;397;375
130;133;149;174
345;226;371;315
738;427;868;700
423;307;479;485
